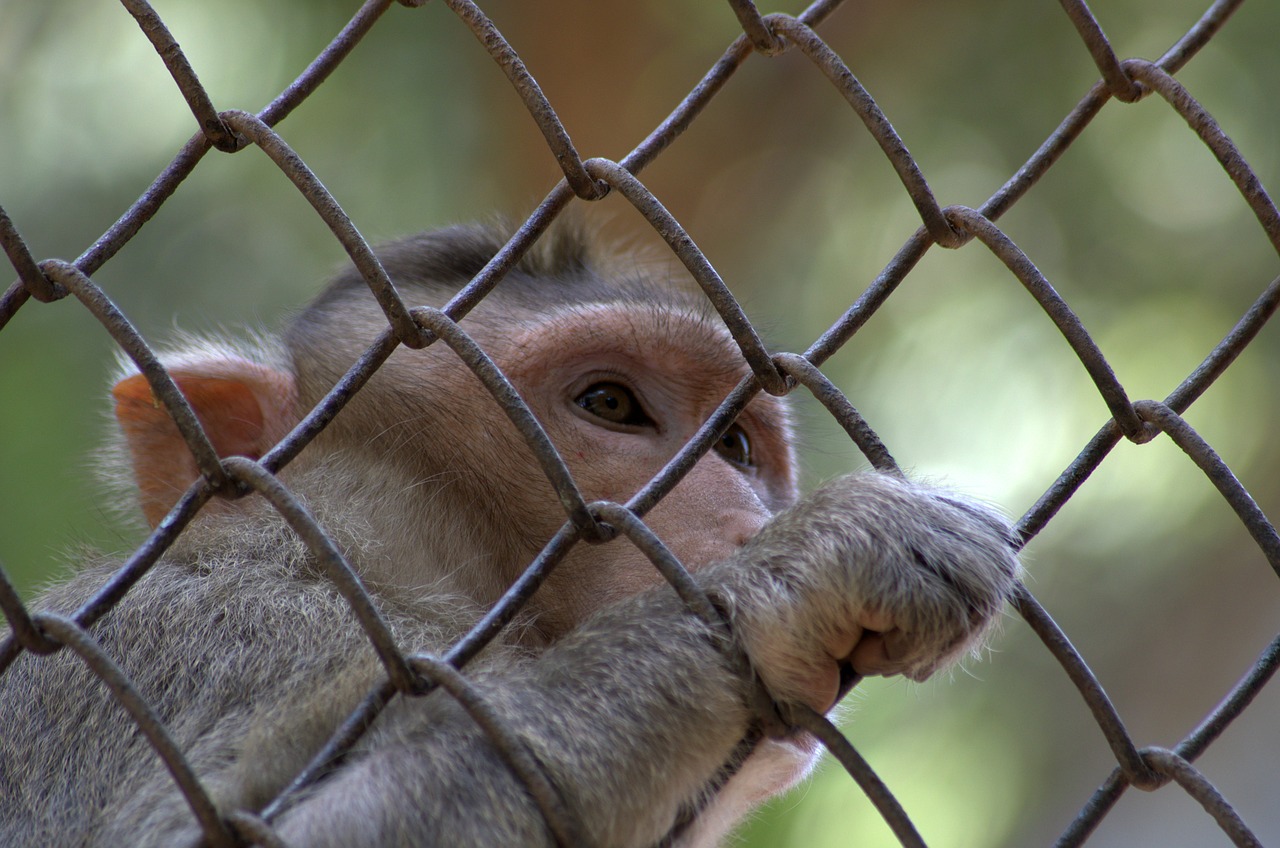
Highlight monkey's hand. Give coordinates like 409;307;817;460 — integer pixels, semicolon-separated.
258;474;1017;848
708;472;1021;714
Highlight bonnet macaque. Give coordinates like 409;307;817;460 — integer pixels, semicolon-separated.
0;224;1020;847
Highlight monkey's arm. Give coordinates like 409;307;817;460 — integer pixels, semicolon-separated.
273;473;1019;848
275;586;753;848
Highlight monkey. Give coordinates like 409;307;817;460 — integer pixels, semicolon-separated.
0;222;1020;847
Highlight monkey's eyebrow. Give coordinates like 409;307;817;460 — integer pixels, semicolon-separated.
532;302;752;380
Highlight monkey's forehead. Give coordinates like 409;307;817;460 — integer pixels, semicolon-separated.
515;301;754;373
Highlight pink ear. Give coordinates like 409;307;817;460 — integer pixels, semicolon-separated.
112;360;297;528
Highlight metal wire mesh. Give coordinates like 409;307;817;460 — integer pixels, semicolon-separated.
1;0;1277;845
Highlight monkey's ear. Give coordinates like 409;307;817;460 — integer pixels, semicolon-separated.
112;359;298;528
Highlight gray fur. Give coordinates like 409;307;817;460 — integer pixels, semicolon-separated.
0;473;1017;847
0;224;1019;847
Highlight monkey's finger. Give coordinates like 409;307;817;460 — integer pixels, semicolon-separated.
822;607;895;662
847;631;896;677
848;623;934;680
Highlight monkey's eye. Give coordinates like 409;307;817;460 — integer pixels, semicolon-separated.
714;424;752;468
575;382;653;427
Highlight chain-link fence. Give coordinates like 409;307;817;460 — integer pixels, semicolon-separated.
2;0;1278;845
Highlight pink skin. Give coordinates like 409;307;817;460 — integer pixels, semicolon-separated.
805;609;900;712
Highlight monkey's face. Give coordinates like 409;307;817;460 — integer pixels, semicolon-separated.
496;302;798;637
286;285;797;639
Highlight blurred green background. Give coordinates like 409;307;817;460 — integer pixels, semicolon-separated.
2;1;1279;845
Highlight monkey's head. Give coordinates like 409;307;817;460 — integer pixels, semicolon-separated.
112;223;797;640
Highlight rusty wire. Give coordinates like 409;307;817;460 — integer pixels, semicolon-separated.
1;0;1278;846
